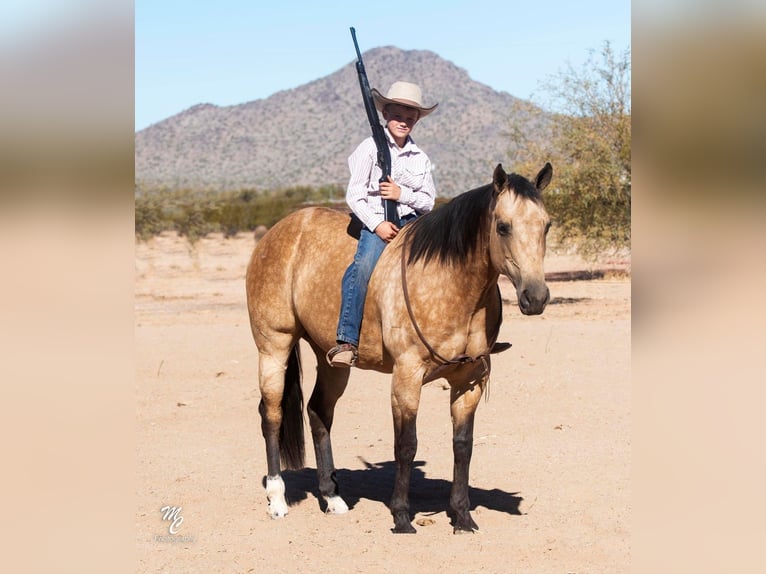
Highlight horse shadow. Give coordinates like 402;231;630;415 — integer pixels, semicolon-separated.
266;457;523;524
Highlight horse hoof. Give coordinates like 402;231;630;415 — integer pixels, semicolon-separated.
449;508;479;533
324;495;349;515
391;512;417;533
267;502;289;519
452;517;479;533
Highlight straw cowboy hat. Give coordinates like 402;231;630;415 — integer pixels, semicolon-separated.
371;81;438;118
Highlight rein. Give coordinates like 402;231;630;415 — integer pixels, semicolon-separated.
400;235;509;385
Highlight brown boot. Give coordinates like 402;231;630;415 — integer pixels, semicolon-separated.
326;343;358;367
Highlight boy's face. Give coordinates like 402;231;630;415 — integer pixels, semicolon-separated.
383;104;419;141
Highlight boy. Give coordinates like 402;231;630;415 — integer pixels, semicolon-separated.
327;81;439;367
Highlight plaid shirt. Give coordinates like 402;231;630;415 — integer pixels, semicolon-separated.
346;128;436;232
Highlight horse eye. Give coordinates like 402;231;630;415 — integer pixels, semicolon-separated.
496;221;511;236
544;222;551;234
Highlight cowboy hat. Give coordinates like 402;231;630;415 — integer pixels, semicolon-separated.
371;81;438;118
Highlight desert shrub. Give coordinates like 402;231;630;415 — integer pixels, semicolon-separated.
134;182;348;242
173;199;218;244
135;195;168;240
509;42;631;260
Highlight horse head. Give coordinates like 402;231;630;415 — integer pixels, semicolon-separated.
488;163;552;315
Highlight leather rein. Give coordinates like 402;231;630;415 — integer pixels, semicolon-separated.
399;235;511;384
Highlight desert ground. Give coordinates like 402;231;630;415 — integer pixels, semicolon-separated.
136;231;630;573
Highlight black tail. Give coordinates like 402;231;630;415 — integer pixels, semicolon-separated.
279;344;305;470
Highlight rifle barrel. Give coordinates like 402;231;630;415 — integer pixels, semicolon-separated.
349;27;398;225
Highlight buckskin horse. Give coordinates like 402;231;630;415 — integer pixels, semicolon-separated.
245;163;552;533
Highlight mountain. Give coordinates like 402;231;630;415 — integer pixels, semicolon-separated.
135;46;549;197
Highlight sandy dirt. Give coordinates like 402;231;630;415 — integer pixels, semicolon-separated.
136;231;630;573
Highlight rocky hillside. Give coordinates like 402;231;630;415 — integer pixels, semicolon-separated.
135;46;549;197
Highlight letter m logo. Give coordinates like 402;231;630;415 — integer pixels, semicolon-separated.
160;505;184;534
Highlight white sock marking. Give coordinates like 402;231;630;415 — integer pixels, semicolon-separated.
324;495;349;514
265;475;289;518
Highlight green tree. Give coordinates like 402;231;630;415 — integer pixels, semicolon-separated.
511;42;631;259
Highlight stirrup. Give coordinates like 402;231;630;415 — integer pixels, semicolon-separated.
326;343;358;367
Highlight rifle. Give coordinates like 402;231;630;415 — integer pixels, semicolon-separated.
350;27;398;225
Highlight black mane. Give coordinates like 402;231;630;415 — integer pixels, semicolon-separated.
406;184;493;266
405;172;541;266
507;173;542;201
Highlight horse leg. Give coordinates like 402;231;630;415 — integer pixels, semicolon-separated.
448;371;485;533
307;349;350;514
258;337;304;519
389;369;423;533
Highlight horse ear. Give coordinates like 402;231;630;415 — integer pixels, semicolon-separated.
493;164;507;192
535;162;553;192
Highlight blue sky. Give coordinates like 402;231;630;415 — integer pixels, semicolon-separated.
135;0;630;131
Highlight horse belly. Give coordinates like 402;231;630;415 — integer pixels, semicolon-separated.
356;244;404;371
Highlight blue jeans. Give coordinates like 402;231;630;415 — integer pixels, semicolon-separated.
336;214;417;346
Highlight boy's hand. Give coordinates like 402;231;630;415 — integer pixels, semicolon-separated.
380;176;401;201
374;221;399;242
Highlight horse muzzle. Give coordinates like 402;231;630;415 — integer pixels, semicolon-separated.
517;281;550;315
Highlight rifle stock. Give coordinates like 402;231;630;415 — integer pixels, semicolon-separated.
350;27;398;224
